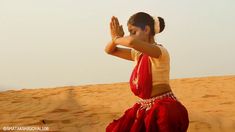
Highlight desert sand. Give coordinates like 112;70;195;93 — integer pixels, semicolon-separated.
0;75;235;132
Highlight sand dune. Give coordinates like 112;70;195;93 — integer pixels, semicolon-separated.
0;75;235;132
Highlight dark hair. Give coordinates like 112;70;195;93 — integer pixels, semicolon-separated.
127;12;165;36
158;16;165;33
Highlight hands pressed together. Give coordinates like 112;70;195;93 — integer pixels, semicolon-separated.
105;16;134;55
110;16;124;42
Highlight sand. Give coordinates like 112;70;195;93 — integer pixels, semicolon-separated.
0;75;235;132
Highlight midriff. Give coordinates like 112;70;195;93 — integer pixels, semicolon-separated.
150;83;172;97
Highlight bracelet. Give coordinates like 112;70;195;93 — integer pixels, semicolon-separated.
112;36;120;43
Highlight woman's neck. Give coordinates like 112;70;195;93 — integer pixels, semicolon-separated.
148;37;155;44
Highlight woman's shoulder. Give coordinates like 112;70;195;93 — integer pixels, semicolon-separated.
157;43;169;53
131;43;169;61
152;44;170;61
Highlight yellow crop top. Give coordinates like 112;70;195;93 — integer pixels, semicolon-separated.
131;44;170;86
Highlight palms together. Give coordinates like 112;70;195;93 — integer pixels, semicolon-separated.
110;16;124;40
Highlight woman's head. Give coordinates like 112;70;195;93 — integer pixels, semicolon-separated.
127;12;165;42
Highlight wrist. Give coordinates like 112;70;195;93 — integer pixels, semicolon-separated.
112;36;121;44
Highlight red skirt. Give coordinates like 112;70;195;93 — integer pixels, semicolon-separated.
106;92;189;132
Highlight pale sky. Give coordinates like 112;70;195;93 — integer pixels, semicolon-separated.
0;0;235;91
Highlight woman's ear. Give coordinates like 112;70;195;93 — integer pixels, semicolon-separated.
144;25;151;35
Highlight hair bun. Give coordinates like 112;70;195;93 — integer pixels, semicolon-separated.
153;16;165;34
153;16;160;34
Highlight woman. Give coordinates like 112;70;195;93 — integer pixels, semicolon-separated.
105;12;189;132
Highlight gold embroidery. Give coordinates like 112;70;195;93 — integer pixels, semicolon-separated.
132;76;139;89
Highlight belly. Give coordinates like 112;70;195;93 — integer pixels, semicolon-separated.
150;83;172;97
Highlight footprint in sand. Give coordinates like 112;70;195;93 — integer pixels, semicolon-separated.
61;119;71;124
73;109;90;114
204;110;222;113
19;115;42;119
220;101;234;105
193;121;212;130
49;108;70;113
25;121;45;126
202;94;218;98
41;119;56;124
32;96;41;99
11;100;23;103
41;119;71;124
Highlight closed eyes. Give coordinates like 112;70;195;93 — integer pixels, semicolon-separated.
129;30;136;35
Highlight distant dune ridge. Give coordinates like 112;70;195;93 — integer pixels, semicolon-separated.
0;75;235;132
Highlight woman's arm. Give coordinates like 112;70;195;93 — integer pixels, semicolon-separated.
114;36;162;58
104;16;133;61
104;41;133;61
105;41;117;54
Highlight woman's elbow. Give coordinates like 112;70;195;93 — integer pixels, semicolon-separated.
104;48;111;54
105;49;112;54
104;47;115;54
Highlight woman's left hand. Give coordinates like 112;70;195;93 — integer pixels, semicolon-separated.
110;16;124;41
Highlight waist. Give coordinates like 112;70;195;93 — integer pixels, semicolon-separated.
150;83;172;97
137;91;177;110
138;91;177;102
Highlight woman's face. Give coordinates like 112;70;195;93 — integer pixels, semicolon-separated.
128;24;150;42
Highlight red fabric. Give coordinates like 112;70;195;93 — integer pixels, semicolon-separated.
129;54;152;99
106;54;189;132
106;97;189;132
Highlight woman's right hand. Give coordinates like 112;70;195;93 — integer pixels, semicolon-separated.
110;16;124;41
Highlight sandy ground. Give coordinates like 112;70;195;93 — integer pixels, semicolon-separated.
0;75;235;132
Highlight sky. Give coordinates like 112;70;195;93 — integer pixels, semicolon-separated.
0;0;235;91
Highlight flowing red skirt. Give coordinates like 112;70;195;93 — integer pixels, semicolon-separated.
106;97;189;132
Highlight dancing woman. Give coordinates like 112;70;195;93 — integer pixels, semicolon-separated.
105;12;189;132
